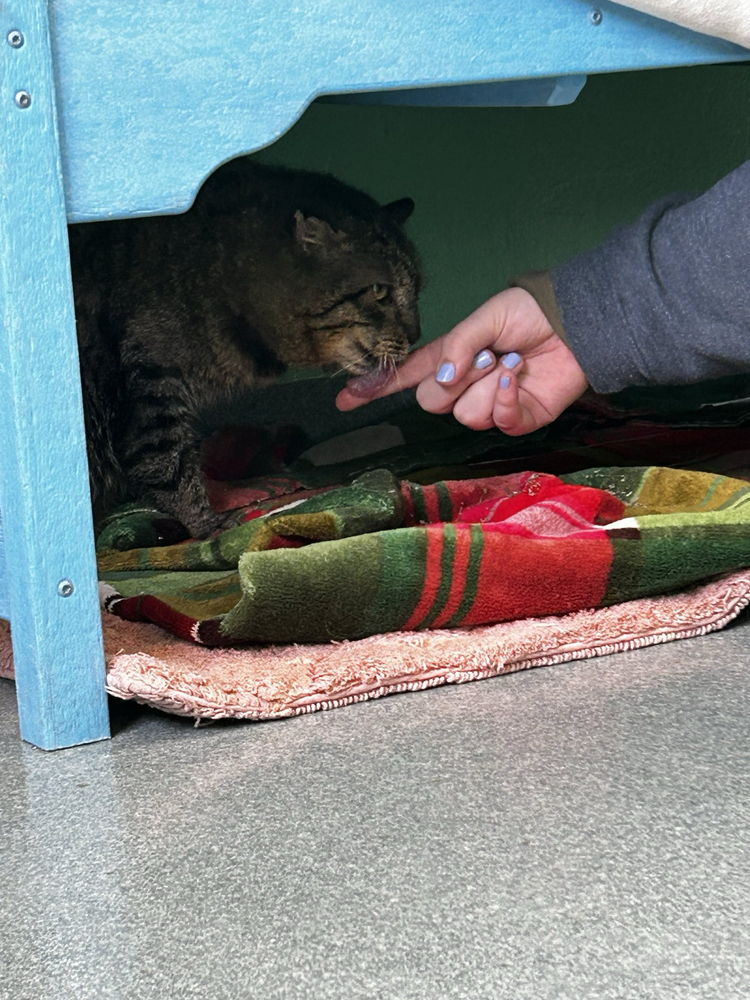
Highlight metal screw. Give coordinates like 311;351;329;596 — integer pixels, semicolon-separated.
7;29;24;48
58;579;75;598
14;90;31;109
589;8;603;25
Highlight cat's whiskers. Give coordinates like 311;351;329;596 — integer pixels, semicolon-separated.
381;353;398;376
325;345;407;383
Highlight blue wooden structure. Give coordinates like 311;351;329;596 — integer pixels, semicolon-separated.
0;0;747;749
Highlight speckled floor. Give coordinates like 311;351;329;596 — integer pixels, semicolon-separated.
2;617;750;1000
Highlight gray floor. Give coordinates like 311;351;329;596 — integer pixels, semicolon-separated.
2;618;750;1000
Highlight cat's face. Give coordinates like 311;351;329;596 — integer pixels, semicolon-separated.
289;198;421;378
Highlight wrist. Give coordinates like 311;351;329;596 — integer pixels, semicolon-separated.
509;271;569;346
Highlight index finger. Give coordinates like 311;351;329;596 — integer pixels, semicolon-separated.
335;339;445;411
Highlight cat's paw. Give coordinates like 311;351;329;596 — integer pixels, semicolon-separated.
141;491;229;541
180;506;233;541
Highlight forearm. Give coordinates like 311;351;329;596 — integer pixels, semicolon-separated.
516;160;750;394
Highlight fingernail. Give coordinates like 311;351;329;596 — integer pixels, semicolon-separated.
501;352;521;370
436;362;455;384
500;375;510;390
473;350;494;370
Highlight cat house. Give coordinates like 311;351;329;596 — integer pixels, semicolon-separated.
1;0;749;747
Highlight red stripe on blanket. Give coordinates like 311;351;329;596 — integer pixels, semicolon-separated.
111;595;199;643
267;536;305;549
400;483;416;526
403;525;445;630
421;485;442;524
458;477;624;528
431;523;473;628
461;532;614;626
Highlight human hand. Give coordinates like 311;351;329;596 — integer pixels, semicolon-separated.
335;287;589;435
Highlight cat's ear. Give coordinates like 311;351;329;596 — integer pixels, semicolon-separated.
381;197;415;226
294;211;344;250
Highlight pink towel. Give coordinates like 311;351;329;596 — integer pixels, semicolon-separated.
2;570;747;722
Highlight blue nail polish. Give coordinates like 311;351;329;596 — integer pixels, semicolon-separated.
436;362;455;384
500;375;510;390
501;352;521;370
473;350;494;370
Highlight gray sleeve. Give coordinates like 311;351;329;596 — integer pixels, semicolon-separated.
550;159;750;394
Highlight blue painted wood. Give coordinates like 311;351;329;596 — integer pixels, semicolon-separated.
320;75;588;107
0;510;8;620
46;0;750;223
0;0;109;749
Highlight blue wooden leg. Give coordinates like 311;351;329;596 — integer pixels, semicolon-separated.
0;0;109;749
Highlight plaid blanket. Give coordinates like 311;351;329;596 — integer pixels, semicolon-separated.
99;466;750;646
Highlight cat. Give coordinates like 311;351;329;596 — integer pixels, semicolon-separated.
69;158;421;539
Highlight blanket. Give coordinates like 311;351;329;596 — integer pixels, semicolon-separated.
612;0;750;50
94;399;750;552
4;571;749;720
99;465;750;646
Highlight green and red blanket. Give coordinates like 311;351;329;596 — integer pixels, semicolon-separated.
99;465;750;646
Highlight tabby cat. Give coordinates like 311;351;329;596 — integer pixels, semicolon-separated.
70;159;421;538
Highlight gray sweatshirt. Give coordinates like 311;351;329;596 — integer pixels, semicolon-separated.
526;159;750;395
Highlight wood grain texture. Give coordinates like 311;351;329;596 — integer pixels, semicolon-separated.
46;0;749;223
0;0;109;749
0;511;8;620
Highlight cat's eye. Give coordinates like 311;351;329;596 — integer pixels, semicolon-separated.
372;283;389;300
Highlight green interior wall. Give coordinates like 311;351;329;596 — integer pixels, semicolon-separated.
253;62;750;349
221;62;750;436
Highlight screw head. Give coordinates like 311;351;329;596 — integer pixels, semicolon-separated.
589;8;603;25
14;90;31;109
58;579;75;598
7;29;24;48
